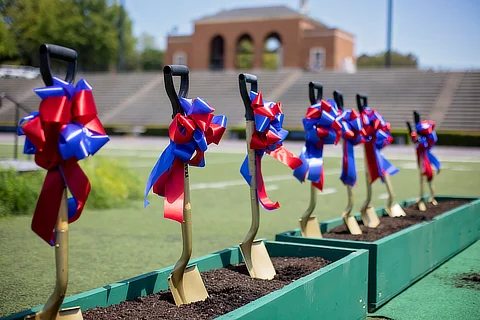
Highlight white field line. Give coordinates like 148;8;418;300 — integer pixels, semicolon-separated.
319;188;337;195
378;193;389;200
189;168;344;191
107;149;480;164
265;185;279;191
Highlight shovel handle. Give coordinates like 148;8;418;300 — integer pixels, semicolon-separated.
308;82;323;105
413;110;421;124
164;65;189;117
239;73;258;121
333;90;344;111
356;93;368;112
406;121;413;135
39;44;78;87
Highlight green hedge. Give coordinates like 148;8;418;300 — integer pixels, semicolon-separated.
80;157;143;209
0;157;143;217
0;169;44;218
102;125;480;147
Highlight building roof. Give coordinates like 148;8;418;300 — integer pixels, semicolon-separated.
196;5;306;22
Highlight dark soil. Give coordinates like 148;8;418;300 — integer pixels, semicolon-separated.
455;273;480;289
83;256;331;320
323;199;470;242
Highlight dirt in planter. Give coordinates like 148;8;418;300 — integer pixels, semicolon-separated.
323;199;470;242
455;273;480;289
83;256;331;320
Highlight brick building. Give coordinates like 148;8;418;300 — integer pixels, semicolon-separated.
165;3;355;71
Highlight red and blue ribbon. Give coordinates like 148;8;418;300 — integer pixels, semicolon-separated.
17;77;109;245
144;97;227;222
293;99;341;190
240;91;303;210
410;120;440;181
337;108;366;186
361;107;398;183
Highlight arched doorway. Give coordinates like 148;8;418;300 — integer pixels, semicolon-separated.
210;35;224;70
236;34;254;69
263;32;282;70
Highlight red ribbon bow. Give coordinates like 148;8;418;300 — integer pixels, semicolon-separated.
149;98;227;222
22;86;106;245
241;92;303;210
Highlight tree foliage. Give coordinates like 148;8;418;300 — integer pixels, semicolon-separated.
0;0;163;71
357;50;418;68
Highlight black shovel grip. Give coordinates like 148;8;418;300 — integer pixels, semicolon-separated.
413;111;421;124
333;90;344;111
39;43;78;86
239;73;258;121
308;82;323;105
406;121;413;135
164;65;190;117
356;93;368;112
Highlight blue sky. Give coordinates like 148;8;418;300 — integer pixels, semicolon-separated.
124;0;480;70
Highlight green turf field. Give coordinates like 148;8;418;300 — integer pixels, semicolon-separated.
1;142;480;317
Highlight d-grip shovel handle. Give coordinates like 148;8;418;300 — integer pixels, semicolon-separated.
239;73;258;121
308;81;323;105
407;111;421;134
406;121;413;135
164;65;189;118
356;93;368;112
39;44;78;87
414;111;421;124
334;90;344;111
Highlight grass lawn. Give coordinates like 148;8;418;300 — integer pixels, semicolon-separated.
1;143;480;317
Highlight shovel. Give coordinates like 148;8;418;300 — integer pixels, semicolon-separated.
26;44;82;320
334;90;362;235
407;118;427;211
164;65;208;306
414;111;438;206
238;73;276;280
298;81;324;238
408;111;438;208
356;93;381;228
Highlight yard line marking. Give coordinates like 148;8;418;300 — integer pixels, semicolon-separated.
451;166;474;171
127;158;241;167
318;188;337;195
378;193;389;200
189;169;346;191
266;185;279;191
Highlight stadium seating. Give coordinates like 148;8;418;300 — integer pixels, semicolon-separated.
0;69;478;133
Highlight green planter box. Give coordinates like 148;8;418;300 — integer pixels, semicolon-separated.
5;241;368;320
275;196;480;312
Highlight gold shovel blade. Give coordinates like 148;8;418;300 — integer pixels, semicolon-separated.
239;239;276;280
344;216;362;235
25;307;83;320
429;198;438;206
416;201;427;212
361;206;380;228
299;216;322;238
386;203;406;217
168;264;208;306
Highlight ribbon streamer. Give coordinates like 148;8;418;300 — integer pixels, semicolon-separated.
144;97;227;222
410;120;440;181
336;108;367;186
361;107;398;183
293;99;341;190
17;77;109;245
240;91;303;210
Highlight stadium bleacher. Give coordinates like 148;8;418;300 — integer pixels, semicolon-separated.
0;69;478;133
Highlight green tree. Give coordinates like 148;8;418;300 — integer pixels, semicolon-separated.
1;0;137;71
137;32;163;71
357;50;418;68
0;13;18;61
236;38;253;69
